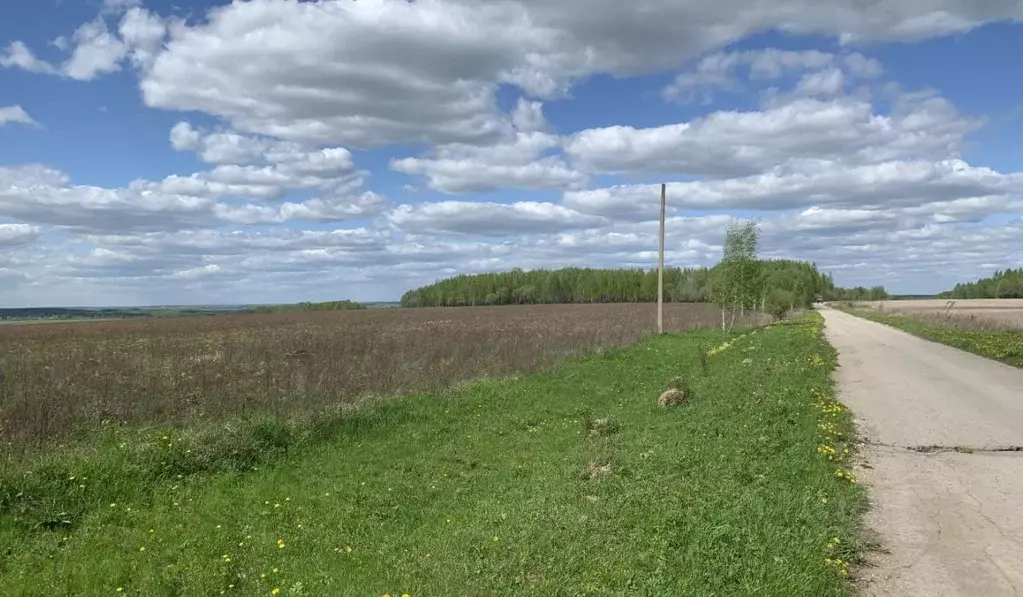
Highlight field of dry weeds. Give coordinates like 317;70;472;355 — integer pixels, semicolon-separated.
0;303;739;446
854;299;1023;330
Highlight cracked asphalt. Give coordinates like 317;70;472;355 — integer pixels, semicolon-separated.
821;307;1023;596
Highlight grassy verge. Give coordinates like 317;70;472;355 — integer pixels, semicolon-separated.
1;315;863;596
838;308;1023;368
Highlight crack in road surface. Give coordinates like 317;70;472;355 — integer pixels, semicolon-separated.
907;445;1023;455
821;307;1023;597
861;441;1023;455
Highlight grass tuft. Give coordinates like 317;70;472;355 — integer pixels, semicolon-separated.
584;416;621;438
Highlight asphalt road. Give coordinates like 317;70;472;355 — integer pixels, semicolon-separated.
821;307;1023;596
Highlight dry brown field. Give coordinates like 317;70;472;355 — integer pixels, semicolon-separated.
853;298;1023;330
0;303;741;446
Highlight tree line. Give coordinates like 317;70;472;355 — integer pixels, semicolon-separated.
0;307;151;321
249;300;365;313
939;269;1023;299
702;220;886;327
401;243;887;318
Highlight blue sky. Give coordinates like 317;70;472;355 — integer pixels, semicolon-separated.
1;0;1022;306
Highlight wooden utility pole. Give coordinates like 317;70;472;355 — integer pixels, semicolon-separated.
658;183;666;334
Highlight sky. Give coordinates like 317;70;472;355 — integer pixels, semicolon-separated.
1;0;1022;307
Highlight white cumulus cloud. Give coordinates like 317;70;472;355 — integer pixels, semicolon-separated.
0;105;38;127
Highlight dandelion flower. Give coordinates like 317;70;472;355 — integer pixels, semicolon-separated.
139;546;146;552
271;590;280;596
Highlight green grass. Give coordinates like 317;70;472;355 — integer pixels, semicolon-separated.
840;308;1023;368
1;315;864;596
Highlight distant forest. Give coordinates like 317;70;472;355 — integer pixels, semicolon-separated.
401;262;888;308
250;300;366;313
0;307;153;321
0;301;366;321
939;269;1023;299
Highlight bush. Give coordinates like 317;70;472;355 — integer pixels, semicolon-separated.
766;289;795;321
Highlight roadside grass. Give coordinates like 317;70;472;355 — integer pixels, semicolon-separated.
1;315;864;596
839;308;1023;368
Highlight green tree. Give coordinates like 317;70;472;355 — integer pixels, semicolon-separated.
939;269;1023;299
710;220;761;331
765;288;795;321
399;262;884;310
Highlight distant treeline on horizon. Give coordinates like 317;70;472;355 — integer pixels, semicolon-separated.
0;307;155;321
249;300;366;313
400;262;889;308
0;301;371;321
938;269;1023;299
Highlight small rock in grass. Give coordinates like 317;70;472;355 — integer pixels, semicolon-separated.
657;388;686;407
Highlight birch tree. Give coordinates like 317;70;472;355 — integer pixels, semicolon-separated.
710;220;761;331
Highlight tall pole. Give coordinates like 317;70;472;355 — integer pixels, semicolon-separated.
658;183;666;334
